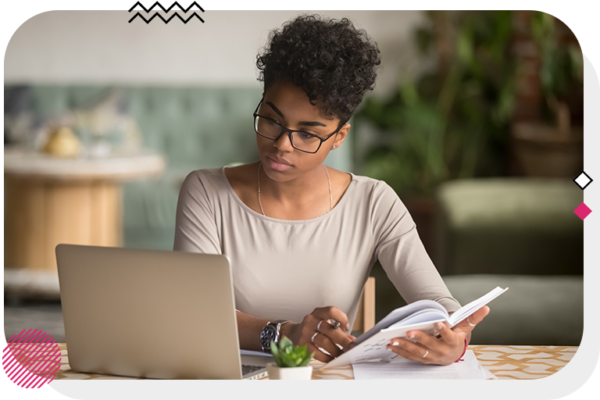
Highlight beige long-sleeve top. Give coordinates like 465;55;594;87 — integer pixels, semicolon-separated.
173;166;460;328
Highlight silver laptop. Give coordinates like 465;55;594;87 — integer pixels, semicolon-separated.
55;244;270;380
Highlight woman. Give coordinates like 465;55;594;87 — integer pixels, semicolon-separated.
174;14;489;365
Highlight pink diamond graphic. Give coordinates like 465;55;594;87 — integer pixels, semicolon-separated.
574;202;592;220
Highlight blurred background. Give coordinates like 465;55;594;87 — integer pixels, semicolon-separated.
4;10;583;346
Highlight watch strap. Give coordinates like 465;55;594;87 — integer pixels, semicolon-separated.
260;319;288;352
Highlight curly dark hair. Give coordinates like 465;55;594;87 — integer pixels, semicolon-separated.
256;14;381;126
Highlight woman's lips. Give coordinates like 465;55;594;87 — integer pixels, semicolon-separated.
267;156;293;171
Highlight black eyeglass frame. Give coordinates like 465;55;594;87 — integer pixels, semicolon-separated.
252;98;343;154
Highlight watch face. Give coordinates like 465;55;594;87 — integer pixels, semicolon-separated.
260;325;277;349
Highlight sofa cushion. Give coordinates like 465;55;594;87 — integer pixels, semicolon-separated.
434;178;583;275
444;274;583;346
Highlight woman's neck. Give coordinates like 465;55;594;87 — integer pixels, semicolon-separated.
258;162;330;209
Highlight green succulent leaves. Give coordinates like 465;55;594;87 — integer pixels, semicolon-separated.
270;337;314;368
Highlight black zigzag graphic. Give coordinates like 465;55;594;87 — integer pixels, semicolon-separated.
129;1;205;13
129;11;204;24
129;0;205;24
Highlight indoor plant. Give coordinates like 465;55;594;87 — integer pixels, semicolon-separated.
354;11;516;260
355;11;515;196
510;11;583;178
266;337;314;380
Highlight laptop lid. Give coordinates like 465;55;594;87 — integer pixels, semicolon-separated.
56;244;246;379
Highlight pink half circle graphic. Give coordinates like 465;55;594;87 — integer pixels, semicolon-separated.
2;329;62;388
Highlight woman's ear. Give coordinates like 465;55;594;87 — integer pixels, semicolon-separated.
331;124;351;149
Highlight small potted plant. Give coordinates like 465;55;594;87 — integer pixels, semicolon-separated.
266;337;314;380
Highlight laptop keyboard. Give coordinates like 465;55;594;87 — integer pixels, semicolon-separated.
242;364;265;375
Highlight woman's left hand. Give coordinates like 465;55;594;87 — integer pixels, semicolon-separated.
385;306;490;366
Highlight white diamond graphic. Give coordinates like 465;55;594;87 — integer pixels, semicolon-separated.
573;171;592;190
575;174;590;188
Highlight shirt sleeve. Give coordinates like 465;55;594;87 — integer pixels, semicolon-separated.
173;170;222;255
371;181;461;313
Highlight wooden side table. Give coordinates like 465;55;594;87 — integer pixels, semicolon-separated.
4;147;166;297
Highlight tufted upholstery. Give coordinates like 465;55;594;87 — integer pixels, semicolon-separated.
5;85;353;250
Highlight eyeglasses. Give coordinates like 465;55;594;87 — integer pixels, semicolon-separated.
253;99;342;154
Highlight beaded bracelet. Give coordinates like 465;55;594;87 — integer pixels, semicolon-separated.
455;338;468;363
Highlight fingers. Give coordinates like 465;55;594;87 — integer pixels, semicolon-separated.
312;306;351;333
311;306;354;355
406;322;464;353
298;314;346;359
386;338;437;365
388;322;469;366
465;306;489;326
454;306;490;333
434;321;459;345
316;319;354;352
310;331;343;359
297;306;356;362
305;332;334;363
309;342;335;363
345;341;358;351
470;306;490;324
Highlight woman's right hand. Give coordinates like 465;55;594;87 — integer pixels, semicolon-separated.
281;306;356;363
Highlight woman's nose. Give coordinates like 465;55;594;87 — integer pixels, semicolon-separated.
274;130;294;151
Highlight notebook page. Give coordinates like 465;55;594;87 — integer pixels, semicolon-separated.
352;351;488;380
449;287;509;326
354;300;447;345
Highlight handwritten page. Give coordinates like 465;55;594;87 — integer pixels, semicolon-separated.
352;351;493;380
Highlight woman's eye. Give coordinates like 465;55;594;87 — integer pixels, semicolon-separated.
298;132;316;139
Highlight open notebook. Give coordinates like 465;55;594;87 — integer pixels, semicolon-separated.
322;287;508;369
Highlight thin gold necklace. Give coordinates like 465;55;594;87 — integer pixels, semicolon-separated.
257;161;332;217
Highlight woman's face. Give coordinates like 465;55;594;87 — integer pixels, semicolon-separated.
256;80;349;182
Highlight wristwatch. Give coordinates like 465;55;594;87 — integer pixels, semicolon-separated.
260;320;288;353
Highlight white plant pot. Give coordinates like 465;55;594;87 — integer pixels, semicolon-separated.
266;363;313;380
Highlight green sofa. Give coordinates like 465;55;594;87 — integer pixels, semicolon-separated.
4;85;353;251
434;178;583;345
